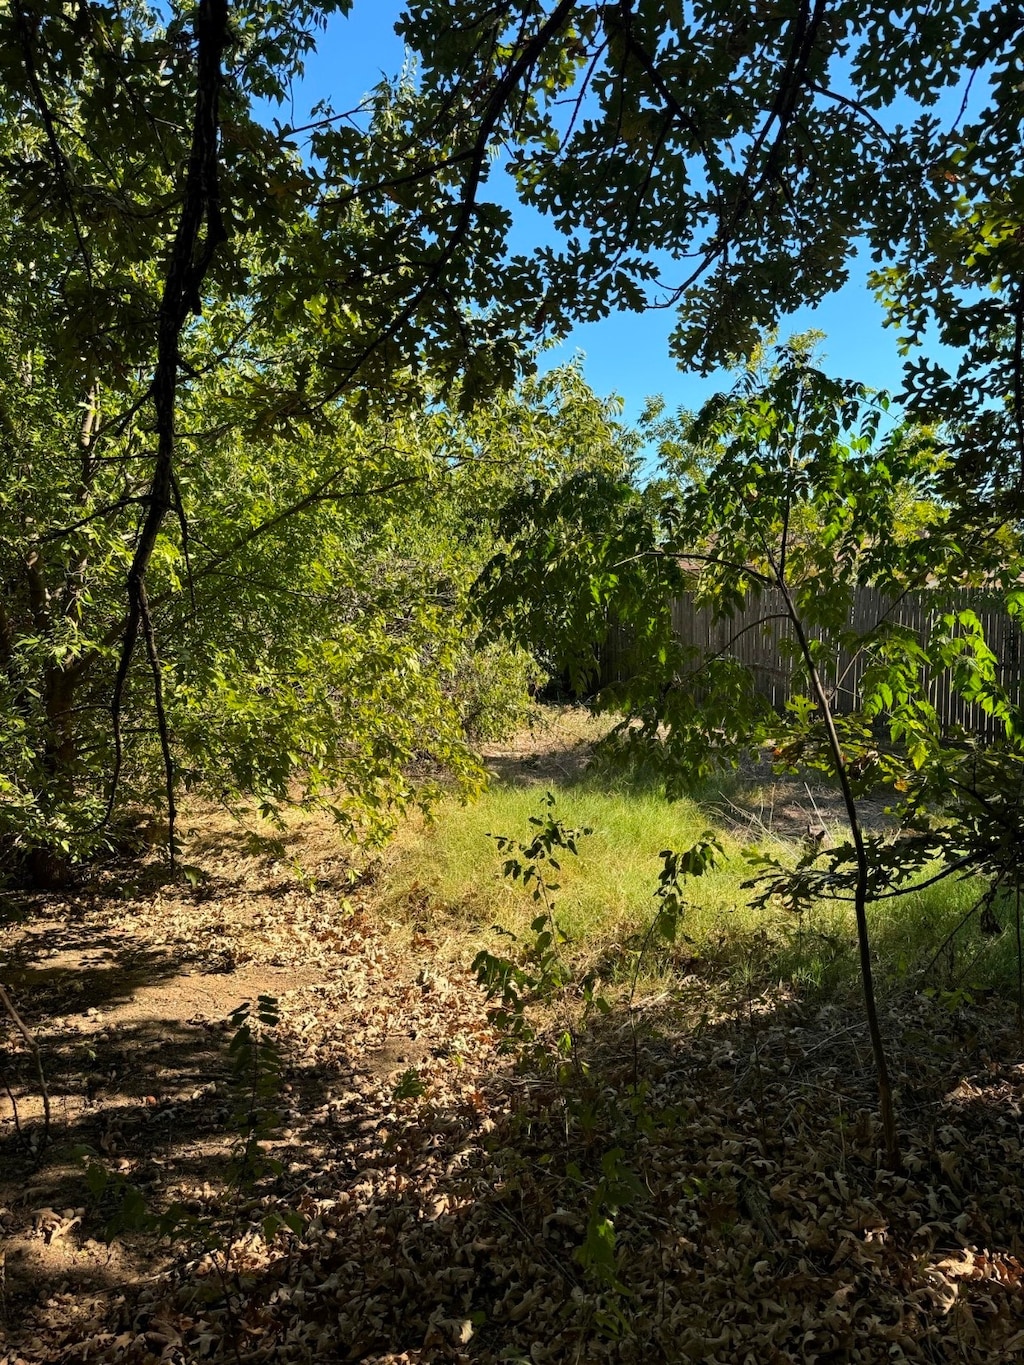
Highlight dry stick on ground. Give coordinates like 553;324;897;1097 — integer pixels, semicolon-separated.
1;1066;22;1139
0;982;50;1148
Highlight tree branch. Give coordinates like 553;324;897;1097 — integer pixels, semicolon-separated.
317;0;578;408
104;0;230;833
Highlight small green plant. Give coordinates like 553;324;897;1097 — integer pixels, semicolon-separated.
625;834;723;1008
472;792;593;1044
651;836;723;944
74;1148;156;1241
226;994;286;1189
569;1145;647;1291
392;1067;427;1101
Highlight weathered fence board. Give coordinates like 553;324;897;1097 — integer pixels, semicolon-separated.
601;588;1024;738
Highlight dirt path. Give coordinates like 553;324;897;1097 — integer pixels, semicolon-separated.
1;817;501;1361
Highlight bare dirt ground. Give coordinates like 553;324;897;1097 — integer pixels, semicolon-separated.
478;708;606;789
1;810;503;1360
2;730;1024;1363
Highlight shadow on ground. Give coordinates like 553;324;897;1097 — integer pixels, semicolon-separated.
4;951;1024;1363
3;779;1023;1363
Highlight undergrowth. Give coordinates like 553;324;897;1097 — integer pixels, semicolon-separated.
383;768;1017;1006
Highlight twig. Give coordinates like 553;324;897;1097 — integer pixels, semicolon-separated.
803;782;830;835
138;582;177;869
917;882;1000;985
0;1063;22;1139
0;982;50;1149
1015;885;1022;1053
794;1021;867;1062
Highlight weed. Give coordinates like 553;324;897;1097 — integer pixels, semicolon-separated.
77;994;299;1250
472;792;594;1046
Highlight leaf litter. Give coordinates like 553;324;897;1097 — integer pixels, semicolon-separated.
1;807;1023;1363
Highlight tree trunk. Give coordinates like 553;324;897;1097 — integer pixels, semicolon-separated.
779;581;901;1170
28;665;80;888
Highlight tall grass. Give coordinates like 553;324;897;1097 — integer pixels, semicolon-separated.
388;779;743;937
381;747;1018;1002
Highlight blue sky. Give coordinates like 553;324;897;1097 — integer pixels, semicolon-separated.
282;4;952;425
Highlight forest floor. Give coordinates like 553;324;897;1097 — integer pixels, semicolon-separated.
2;716;1024;1363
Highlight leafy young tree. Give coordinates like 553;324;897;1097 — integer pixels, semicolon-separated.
479;337;1024;1166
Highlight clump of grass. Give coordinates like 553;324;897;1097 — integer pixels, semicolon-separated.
381;760;1019;1006
386;782;729;936
382;773;831;989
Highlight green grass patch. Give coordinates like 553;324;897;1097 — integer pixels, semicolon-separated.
382;768;1019;1003
389;778;747;939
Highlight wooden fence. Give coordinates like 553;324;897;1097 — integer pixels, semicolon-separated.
599;587;1024;739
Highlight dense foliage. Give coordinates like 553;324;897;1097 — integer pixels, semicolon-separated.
3;0;1023;903
0;0;635;879
0;305;634;876
394;1;1024;512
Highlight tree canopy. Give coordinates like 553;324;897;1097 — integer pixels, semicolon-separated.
393;1;1024;508
0;0;572;876
2;0;1023;880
